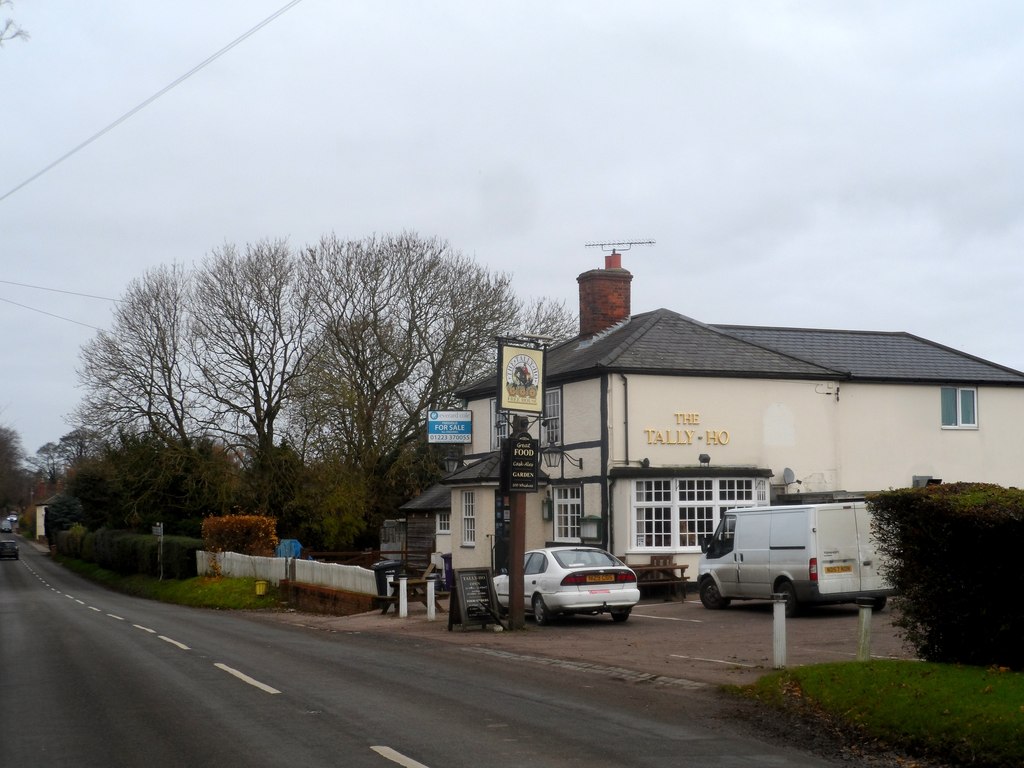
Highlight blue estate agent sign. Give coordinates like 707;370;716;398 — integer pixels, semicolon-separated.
427;410;473;444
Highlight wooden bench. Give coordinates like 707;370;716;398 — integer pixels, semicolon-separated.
630;556;689;602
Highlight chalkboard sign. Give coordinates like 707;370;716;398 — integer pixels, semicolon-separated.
448;568;502;631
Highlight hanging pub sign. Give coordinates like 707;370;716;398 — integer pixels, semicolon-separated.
497;341;545;414
500;431;539;493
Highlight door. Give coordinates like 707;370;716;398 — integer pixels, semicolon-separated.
855;504;889;592
815;505;860;595
734;512;772;598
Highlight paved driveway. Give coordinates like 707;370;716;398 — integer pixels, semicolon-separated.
258;594;915;688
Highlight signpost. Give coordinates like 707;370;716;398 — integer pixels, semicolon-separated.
152;522;164;581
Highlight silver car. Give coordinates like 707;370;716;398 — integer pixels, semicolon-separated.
494;546;640;625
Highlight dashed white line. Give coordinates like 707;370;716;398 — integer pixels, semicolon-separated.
371;746;432;768
107;614;125;621
133;624;157;634
214;663;281;695
159;635;190;651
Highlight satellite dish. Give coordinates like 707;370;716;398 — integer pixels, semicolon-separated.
782;468;796;485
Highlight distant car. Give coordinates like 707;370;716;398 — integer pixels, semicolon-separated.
0;540;18;560
494;546;640;625
0;520;11;533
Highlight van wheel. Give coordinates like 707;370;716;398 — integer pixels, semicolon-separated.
699;579;731;610
871;596;887;612
777;581;800;618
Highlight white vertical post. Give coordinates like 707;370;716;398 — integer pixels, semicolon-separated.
856;598;874;661
398;575;409;618
426;575;436;621
772;593;787;669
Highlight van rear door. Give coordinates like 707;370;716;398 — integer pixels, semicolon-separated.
734;511;772;597
814;504;861;595
855;504;889;592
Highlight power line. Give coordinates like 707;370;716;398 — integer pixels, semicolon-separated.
0;296;106;331
0;278;119;302
0;0;306;203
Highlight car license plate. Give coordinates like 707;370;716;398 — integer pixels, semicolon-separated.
824;564;853;574
586;574;615;583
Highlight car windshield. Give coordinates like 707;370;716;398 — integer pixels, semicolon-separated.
552;549;620;569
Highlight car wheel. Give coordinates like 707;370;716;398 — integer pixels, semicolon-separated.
777;580;799;618
532;594;551;626
871;596;887;612
699;578;731;610
611;608;630;623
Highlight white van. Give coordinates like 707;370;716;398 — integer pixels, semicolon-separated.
697;501;892;617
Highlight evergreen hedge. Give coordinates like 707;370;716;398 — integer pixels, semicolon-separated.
55;527;204;580
870;483;1024;669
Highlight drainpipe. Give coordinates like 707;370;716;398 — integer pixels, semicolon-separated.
619;373;629;464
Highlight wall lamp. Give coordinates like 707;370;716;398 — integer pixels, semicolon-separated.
442;448;463;474
541;439;583;471
698;453;711;467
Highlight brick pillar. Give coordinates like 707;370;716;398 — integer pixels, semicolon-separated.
577;252;633;337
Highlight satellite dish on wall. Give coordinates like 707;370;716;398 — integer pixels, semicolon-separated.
782;468;796;485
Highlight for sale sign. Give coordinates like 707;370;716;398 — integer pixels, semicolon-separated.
427;410;473;444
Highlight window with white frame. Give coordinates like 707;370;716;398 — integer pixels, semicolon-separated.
633;477;767;551
553;485;581;540
461;491;476;546
941;386;977;428
436;510;451;534
544;387;562;446
490;398;510;450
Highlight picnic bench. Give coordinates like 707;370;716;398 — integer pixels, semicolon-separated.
629;556;688;602
378;563;450;615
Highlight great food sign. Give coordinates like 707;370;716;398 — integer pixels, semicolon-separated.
427;410;473;444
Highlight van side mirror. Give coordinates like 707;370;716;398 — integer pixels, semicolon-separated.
699;535;711;554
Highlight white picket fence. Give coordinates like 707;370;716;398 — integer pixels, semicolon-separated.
196;551;377;595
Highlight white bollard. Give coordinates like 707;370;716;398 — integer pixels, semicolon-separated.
398;575;408;618
772;593;787;669
856;598;874;661
426;575;436;621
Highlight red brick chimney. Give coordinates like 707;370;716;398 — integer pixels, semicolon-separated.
577;252;633;337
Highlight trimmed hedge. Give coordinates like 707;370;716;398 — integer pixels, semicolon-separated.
56;528;205;580
202;514;278;557
870;483;1024;669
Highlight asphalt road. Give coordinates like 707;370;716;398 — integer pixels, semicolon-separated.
2;538;914;767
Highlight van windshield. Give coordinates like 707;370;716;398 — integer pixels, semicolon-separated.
705;515;736;559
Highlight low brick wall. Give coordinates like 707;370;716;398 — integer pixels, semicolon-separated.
280;579;378;616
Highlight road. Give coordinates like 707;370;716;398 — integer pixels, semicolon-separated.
2;537;872;767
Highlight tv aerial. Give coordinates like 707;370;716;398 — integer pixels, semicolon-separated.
584;239;655;253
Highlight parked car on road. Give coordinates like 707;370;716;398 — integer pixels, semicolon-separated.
494;546;640;625
0;540;19;560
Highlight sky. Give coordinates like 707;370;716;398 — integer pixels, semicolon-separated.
2;1;1022;457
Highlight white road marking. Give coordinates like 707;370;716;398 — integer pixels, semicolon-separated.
107;614;125;621
371;746;432;768
75;599;85;605
89;606;101;612
633;612;703;623
133;624;157;634
214;663;281;694
670;654;758;668
159;635;191;650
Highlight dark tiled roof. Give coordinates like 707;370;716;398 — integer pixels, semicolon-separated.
458;309;1024;398
715;325;1024;384
400;483;451;511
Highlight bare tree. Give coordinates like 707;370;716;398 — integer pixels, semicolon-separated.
189;240;315;511
76;264;196;445
0;1;28;46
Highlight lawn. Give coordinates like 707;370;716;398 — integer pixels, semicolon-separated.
742;659;1024;767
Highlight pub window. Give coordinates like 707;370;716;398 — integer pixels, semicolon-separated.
941;386;977;428
553;485;581;541
461;491;476;546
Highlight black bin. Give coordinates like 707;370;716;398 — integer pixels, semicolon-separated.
371;559;403;596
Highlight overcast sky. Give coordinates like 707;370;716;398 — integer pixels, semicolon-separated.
2;1;1022;456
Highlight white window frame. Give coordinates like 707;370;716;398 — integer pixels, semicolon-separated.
490;398;510;451
461;491;476;546
553;485;581;541
436;510;451;534
941;386;978;429
544;387;562;446
631;477;768;553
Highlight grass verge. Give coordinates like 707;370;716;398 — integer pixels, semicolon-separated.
57;557;282;610
741;659;1024;767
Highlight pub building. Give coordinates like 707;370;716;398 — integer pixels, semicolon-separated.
424;253;1024;580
